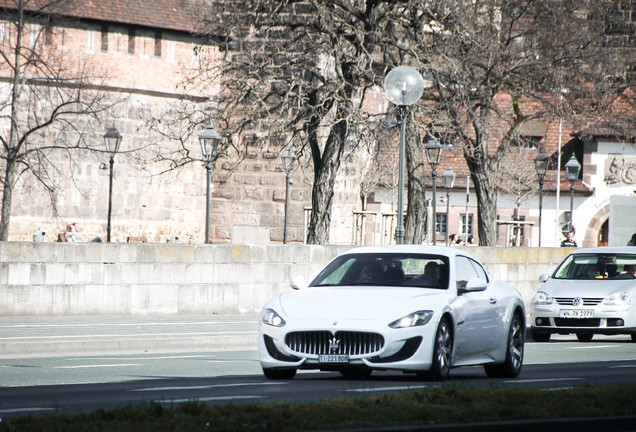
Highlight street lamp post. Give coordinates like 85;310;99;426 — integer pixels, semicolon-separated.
564;154;581;234
384;66;425;244
281;147;296;244
441;165;456;246
103;126;122;243
534;148;548;247
425;139;443;245
199;122;221;244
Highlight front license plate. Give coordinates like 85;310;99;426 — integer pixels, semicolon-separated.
559;309;594;318
318;354;349;364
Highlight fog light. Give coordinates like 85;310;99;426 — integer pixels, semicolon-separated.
535;318;544;326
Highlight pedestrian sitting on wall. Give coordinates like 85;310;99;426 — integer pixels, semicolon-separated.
65;223;102;242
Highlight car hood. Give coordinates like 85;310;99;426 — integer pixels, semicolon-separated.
278;286;446;320
542;278;636;296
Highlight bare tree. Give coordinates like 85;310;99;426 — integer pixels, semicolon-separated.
411;0;635;245
0;0;118;241
183;0;634;246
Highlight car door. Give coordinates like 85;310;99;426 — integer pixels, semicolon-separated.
452;256;499;360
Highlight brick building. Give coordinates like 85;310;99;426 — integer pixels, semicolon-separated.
1;1;634;247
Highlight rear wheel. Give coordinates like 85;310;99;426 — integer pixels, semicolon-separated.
423;317;452;381
485;312;524;378
263;368;296;380
576;333;593;342
530;329;551;342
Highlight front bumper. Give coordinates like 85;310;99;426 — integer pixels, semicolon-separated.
531;304;636;335
258;318;437;372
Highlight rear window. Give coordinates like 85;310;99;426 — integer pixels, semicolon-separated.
553;253;636;280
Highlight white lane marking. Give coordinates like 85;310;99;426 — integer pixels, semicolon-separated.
0;321;256;329
568;345;619;350
0;331;256;341
54;363;141;369
158;396;262;403
131;382;284;392
71;355;210;361
347;385;430;393
610;364;636;368
0;407;55;414
505;378;584;384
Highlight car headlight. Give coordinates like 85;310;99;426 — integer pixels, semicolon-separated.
261;308;286;327
532;290;553;305
389;311;434;329
604;292;632;306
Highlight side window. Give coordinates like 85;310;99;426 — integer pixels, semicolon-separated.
468;258;489;283
455;256;479;285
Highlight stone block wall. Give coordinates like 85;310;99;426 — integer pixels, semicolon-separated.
0;242;571;316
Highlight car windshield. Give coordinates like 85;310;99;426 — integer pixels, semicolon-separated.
309;253;450;289
552;253;636;280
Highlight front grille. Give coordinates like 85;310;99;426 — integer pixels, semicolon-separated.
285;331;384;356
554;318;600;327
554;297;603;306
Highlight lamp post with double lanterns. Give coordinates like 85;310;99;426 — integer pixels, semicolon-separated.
425;139;443;245
534;148;548;247
280;147;296;244
441;165;456;246
384;66;425;244
199;122;221;244
103;126;122;243
564;154;581;235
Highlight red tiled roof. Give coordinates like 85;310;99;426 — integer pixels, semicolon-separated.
0;0;201;33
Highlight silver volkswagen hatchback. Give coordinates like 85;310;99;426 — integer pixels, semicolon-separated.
531;247;636;342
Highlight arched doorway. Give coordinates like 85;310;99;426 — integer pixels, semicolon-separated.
583;204;609;248
598;219;608;246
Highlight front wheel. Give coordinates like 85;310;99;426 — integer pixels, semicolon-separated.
530;329;551;342
263;368;296;380
576;333;593;342
485;312;524;378
422;317;452;381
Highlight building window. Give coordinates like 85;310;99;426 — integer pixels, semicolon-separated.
461;213;473;237
166;39;175;62
154;30;162;58
101;24;108;53
436;213;447;237
128;27;135;55
512;136;540;150
44;23;53;47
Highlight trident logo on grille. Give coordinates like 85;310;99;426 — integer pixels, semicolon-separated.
329;336;340;354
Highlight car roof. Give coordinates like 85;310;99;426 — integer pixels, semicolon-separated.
568;246;636;254
342;244;474;259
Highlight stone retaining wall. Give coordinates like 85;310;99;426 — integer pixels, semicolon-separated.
0;242;571;316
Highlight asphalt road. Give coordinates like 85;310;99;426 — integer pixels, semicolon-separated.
1;314;636;423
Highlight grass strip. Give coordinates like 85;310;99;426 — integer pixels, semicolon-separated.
1;384;635;431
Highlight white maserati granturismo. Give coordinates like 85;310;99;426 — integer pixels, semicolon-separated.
258;245;525;380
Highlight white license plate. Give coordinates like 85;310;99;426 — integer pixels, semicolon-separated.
318;354;349;363
559;309;594;318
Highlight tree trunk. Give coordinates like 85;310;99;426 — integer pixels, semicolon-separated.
306;118;347;245
0;160;17;241
468;162;498;246
404;116;427;245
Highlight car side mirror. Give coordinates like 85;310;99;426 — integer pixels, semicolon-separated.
457;277;487;294
290;276;306;290
539;274;549;283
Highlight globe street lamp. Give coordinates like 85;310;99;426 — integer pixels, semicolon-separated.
564;154;581;234
103;126;122;243
425;139;443;245
199;122;221;244
534;148;548;247
384;65;425;244
441;165;456;246
280;147;296;244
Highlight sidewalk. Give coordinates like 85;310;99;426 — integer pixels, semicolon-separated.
0;313;260;358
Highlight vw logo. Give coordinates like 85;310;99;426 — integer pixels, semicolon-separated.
572;297;582;306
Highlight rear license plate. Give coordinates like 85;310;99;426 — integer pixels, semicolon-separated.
318;354;349;363
559;309;594;318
